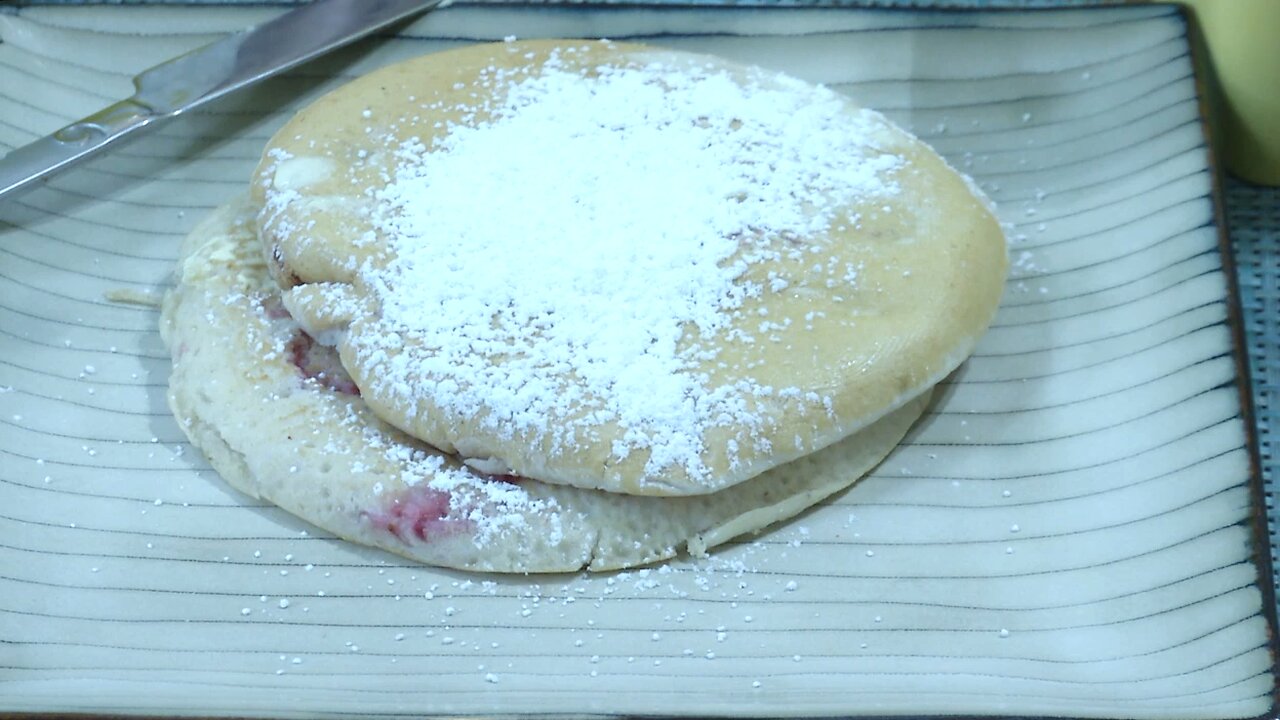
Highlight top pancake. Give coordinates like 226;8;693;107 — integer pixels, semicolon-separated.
253;39;1006;497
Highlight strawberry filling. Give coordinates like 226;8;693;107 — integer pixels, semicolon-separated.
270;243;304;288
257;296;527;545
286;331;361;396
258;295;292;320
259;294;361;395
364;485;469;542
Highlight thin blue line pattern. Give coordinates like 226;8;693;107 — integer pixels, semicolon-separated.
0;3;1273;720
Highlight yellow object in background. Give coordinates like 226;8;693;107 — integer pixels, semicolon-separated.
1182;0;1280;185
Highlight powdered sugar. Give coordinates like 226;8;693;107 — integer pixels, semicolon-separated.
252;289;561;548
356;45;902;484
172;193;939;574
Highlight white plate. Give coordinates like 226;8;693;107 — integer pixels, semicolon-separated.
0;3;1274;718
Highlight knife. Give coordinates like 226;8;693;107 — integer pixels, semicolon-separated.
0;0;447;204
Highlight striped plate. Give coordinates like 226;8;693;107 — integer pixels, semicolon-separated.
0;3;1274;718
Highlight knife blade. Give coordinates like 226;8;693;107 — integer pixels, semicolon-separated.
0;0;446;204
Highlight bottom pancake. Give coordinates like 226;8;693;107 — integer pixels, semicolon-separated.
160;197;929;572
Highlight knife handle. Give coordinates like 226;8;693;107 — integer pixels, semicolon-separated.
0;98;163;201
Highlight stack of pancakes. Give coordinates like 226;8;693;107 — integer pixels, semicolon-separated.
160;40;1006;572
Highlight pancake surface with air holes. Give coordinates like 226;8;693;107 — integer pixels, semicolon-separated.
252;39;1005;497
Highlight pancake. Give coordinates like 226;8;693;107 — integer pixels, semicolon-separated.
161;197;929;572
252;39;1005;497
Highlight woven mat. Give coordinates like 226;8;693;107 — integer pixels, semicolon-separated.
1227;178;1280;598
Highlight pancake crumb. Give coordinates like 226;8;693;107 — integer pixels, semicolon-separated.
105;288;162;306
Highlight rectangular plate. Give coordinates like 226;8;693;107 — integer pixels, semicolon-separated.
0;3;1275;718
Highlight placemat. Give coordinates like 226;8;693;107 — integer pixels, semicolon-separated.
1227;177;1280;603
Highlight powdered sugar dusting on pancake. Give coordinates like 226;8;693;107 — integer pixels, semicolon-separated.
358;44;903;484
163;198;935;571
250;283;567;549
